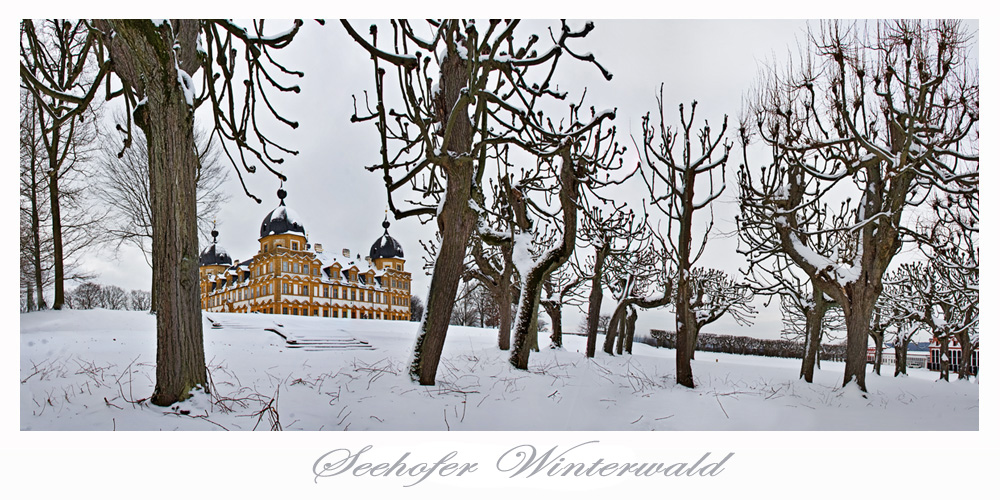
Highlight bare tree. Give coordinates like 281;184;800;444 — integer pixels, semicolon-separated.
540;261;586;348
579;202;647;357
670;268;756;360
637;85;731;388
72;281;102;310
890;255;977;380
779;294;844;379
100;284;129;310
345;19;614;383
96;115;229;266
21;19;307;406
20;21;104;310
739;20;978;391
409;295;425;322
20;91;51;312
601;229;675;355
130;289;152;311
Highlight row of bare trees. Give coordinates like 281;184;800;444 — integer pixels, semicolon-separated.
347;19;977;393
21;19;976;407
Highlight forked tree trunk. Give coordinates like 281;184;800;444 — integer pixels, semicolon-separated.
103;20;207;406
603;298;627;354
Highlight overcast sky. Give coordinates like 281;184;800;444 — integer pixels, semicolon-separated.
76;18;979;342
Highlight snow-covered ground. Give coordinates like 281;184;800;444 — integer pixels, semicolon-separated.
20;309;978;431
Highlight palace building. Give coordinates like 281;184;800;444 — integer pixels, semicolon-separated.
198;188;412;320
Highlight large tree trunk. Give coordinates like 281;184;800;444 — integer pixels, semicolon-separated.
869;329;885;376
104;20;207;406
510;151;579;370
409;49;476;385
675;281;696;388
893;342;908;377
623;306;638;354
800;305;826;383
585;244;609;358
937;336;951;381
30;172;46;311
542;301;563;348
956;334;973;380
496;253;514;350
840;287;877;392
603;297;627;354
47;162;65;310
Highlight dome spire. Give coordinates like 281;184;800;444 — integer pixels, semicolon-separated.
277;184;287;206
211;220;219;243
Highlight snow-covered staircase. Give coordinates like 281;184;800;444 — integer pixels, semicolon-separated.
206;315;375;351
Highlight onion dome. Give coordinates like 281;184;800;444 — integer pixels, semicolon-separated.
200;228;233;266
369;216;404;260
259;188;306;239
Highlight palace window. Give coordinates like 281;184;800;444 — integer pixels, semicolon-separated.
292;242;298;250
323;286;329;298
351;290;356;301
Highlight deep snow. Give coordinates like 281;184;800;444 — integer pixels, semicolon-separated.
20;309;978;431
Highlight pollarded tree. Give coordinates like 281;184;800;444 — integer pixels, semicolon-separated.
580;202;647;358
740;20;978;391
737;159;854;382
670;268;755;360
779;294;843;379
21;19;307;406
637;85;731;388
601;226;674;356
344;19;614;383
540;253;588;349
891;254;978;380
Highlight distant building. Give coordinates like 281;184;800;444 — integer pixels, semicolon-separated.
199;189;411;320
867;343;929;369
927;336;979;375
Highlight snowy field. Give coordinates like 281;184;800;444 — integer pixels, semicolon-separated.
20;309;978;431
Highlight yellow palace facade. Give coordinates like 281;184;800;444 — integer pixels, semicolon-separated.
198;189;411;320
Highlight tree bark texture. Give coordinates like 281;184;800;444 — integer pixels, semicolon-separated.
585;244;609;358
510;151;579;370
409;50;476;385
103;20;207;406
542;301;563;348
893;343;909;377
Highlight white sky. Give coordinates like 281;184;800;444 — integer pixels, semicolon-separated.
16;14;981;343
